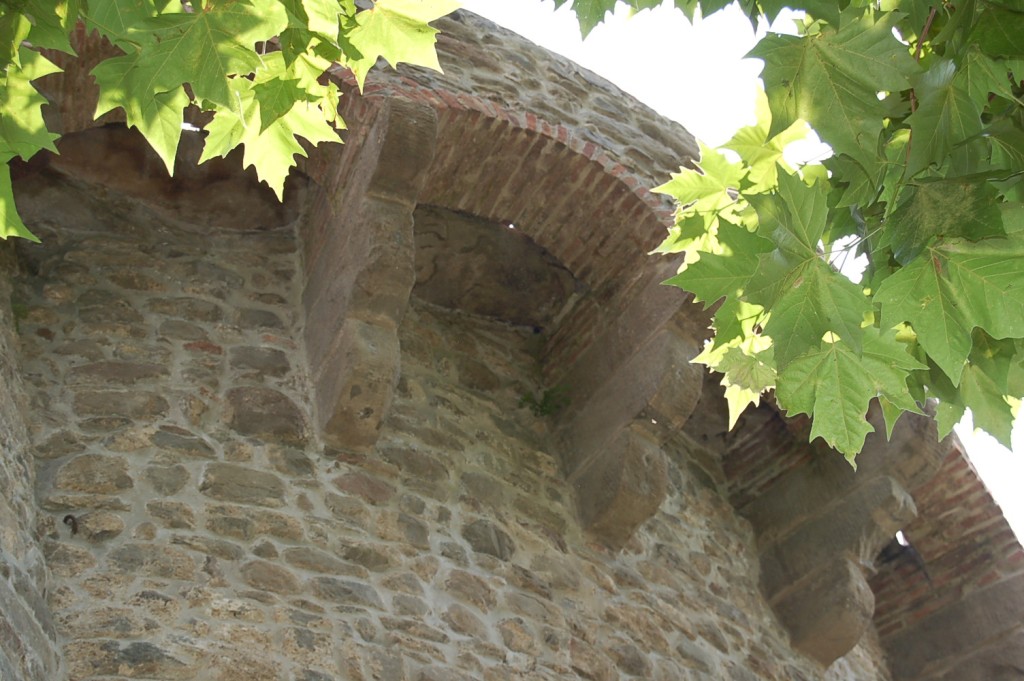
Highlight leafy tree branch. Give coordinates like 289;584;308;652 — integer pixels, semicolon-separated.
566;0;1024;463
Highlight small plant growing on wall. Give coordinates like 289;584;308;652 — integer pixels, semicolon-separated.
519;386;569;417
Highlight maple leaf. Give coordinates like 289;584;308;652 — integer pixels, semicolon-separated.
663;222;773;306
745;173;871;366
199;77;339;199
0;47;61;160
971;7;1024;58
905;61;984;178
717;345;777;428
888;174;1004;264
751;12;918;172
346;0;459;89
876;236;1024;383
0;159;38;241
723;87;809;194
777;328;926;458
554;0;617;38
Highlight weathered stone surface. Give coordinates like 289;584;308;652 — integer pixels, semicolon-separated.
461;520;515;561
772;557;875;667
443;604;490;640
224;387;308;445
72;390;169;420
66;640;194;679
199;463;285;508
412;205;577;327
240;560;300;594
445;570;496;611
333;471;395;506
316;319;402;453
309;577;384;610
55;453;133;494
570;426;667;549
229;346;290;377
144;464;189;495
76;511;126;542
108;543;197;580
886;572;1024;680
67;360;169;385
151;426;216;459
282;547;347;574
147;501;196;529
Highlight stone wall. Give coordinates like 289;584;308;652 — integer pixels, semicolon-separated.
0;243;65;680
8;154;836;681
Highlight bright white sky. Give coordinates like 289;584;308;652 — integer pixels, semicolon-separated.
460;0;1024;541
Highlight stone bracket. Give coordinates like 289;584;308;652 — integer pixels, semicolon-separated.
301;97;438;453
737;408;950;666
557;321;702;549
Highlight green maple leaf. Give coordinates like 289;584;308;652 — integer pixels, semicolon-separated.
346;0;459;89
960;332;1017;446
0;47;62;160
989;119;1024;174
957;48;1018;109
905;61;984;178
23;0;80;53
93;54;189;173
555;0;617;38
971;7;1024;58
280;0;353;42
744;173;871;366
765;257;871;367
777;327;926;459
751;12;918;172
663;222;773;305
876;236;1024;383
717;345;777;428
655;142;746;214
253;77;308;131
83;0;161;50
199;77;340;199
723;87;809;193
0;160;38;241
888;175;1004;264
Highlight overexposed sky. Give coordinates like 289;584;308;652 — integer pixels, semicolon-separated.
459;0;1024;541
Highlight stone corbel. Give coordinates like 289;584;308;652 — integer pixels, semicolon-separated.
300;97;438;453
558;320;703;549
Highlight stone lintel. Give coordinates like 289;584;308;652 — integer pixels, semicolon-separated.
886;572;1024;680
772;557;875;667
301;97;438;453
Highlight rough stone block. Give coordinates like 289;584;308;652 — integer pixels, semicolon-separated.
317;319;401;453
224;387;308;446
560;325;700;476
758;475;917;597
772;557;875;667
570;425;668;549
199;463;286;508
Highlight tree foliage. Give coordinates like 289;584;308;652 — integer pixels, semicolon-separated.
566;0;1024;462
0;0;457;233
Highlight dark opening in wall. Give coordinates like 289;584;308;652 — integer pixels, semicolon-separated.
412;205;584;331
